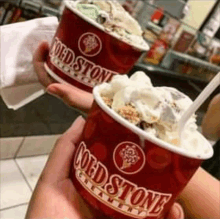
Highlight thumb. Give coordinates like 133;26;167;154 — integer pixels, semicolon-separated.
167;203;184;219
40;116;86;183
33;41;49;63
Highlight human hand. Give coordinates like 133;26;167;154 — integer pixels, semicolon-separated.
25;115;184;219
33;41;93;113
25;116;99;219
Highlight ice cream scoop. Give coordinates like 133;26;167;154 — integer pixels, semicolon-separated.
99;71;208;154
71;0;148;49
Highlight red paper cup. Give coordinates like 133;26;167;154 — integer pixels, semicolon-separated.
71;86;213;219
44;1;149;93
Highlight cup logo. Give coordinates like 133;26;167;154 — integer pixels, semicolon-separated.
114;142;145;175
78;32;102;57
74;142;172;218
120;145;140;170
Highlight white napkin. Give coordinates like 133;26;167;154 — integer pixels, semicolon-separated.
0;17;59;110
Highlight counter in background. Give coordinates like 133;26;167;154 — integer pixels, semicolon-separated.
161;50;220;82
0;94;82;138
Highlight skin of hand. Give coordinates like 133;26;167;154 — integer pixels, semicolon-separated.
25;117;96;219
25;116;184;219
178;167;220;219
202;93;220;141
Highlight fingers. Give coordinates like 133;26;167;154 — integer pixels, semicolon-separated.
33;41;56;87
167;202;184;219
40;116;86;184
47;83;94;113
33;41;50;62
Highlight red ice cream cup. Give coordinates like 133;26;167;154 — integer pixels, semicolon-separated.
70;85;213;219
44;1;149;93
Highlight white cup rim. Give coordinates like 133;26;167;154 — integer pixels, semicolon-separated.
93;86;214;160
64;0;149;51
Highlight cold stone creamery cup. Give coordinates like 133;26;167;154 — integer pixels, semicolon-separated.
71;85;214;219
44;1;149;93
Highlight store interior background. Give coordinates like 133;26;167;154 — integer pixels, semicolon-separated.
0;0;219;218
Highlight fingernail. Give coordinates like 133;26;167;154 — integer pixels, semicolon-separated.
64;116;85;137
46;87;61;99
72;116;84;126
46;86;55;94
172;203;184;219
37;40;46;47
40;40;48;45
67;116;85;133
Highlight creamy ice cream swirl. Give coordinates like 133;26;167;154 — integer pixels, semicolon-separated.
69;0;148;49
99;71;207;154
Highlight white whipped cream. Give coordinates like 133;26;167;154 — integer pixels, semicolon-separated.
99;72;209;155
